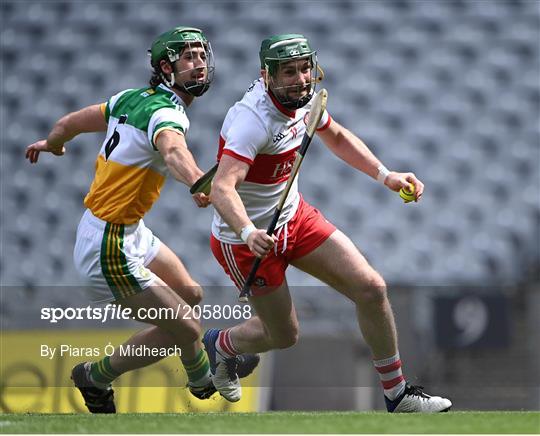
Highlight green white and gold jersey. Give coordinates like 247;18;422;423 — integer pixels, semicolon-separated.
84;84;189;224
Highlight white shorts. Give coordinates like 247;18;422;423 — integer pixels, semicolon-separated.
74;209;161;303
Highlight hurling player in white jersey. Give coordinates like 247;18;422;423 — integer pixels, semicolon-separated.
25;27;258;412
205;34;451;413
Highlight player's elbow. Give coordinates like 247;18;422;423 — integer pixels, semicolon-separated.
161;144;181;163
208;185;220;204
327;130;350;153
209;180;232;203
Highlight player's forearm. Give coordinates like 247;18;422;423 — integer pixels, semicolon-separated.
47;105;107;149
163;147;204;187
46;116;79;149
328;127;382;180
210;184;252;236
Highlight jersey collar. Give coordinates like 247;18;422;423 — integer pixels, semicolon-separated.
157;83;186;107
268;89;296;118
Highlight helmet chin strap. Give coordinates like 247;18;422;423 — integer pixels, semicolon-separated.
160;71;176;88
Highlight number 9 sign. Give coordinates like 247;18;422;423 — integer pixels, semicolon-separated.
453;296;488;347
434;292;510;349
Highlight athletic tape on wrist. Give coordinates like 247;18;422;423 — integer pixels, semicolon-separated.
240;224;256;243
377;165;390;184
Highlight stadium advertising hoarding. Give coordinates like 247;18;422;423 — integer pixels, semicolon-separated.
0;329;263;413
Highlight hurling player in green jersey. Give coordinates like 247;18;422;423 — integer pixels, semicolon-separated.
26;27;258;412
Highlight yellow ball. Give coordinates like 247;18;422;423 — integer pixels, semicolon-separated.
399;184;415;203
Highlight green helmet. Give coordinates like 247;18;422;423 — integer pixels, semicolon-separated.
259;34;319;109
259;34;315;76
149;27;214;96
150;27;209;66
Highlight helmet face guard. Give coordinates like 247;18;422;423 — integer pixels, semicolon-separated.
167;39;215;97
260;34;323;109
149;27;215;97
265;53;320;109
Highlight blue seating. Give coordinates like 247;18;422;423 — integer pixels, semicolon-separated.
1;0;538;314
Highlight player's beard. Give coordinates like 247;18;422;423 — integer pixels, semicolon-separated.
173;65;211;97
271;81;313;109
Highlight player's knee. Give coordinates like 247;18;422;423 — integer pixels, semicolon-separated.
180;320;202;343
271;329;298;349
183;283;203;306
355;273;387;306
169;280;203;306
156;321;200;345
164;317;201;343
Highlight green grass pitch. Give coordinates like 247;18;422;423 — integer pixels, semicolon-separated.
1;411;539;433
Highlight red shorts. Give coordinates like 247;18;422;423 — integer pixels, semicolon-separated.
211;196;336;296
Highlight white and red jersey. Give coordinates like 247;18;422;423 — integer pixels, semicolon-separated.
211;78;332;244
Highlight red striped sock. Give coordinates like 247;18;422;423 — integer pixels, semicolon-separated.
215;329;239;358
373;353;406;400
